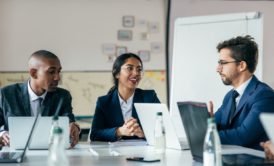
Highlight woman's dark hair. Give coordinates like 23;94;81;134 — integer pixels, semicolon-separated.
108;53;143;94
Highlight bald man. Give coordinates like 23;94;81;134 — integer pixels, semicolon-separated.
0;50;80;148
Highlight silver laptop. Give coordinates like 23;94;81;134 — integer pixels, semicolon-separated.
134;103;189;150
0;107;42;163
9;116;69;150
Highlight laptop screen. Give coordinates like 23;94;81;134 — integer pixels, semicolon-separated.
177;102;274;165
9;117;69;150
177;101;209;161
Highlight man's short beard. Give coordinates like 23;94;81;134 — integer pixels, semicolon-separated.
47;87;57;92
222;78;232;85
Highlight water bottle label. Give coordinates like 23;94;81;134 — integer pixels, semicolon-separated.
203;152;215;166
154;136;166;154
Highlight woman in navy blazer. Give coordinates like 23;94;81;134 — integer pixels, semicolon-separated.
90;53;160;142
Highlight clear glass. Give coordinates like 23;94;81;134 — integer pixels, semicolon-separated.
203;119;222;166
154;113;166;154
48;130;69;166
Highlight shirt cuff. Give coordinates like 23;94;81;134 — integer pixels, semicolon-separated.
0;130;8;138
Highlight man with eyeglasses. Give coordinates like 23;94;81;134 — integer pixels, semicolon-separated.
208;35;274;150
0;50;80;148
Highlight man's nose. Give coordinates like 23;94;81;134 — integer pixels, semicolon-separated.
216;65;222;73
54;73;61;81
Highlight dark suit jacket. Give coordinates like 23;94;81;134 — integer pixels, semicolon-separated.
90;88;160;142
215;76;274;150
0;81;76;130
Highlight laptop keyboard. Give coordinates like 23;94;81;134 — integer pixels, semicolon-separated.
0;152;23;160
0;152;17;159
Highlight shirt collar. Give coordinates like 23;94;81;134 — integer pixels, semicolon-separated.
235;76;253;97
118;92;135;105
28;80;47;101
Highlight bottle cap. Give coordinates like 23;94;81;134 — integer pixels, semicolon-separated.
52;115;59;121
53;127;63;134
156;112;162;116
207;117;215;124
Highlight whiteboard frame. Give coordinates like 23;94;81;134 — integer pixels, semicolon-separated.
170;12;263;138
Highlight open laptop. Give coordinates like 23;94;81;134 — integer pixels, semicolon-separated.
0;110;41;163
134;103;189;150
9;116;69;150
177;101;274;166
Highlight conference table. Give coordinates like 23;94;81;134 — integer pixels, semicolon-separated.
2;141;265;166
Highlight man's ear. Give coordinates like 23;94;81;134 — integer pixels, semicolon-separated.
239;61;247;72
29;68;38;79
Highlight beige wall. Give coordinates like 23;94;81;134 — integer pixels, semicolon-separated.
169;0;274;87
0;0;166;71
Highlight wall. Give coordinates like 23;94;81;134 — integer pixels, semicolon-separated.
169;0;274;88
0;0;168;128
0;0;166;71
0;2;167;102
0;71;167;117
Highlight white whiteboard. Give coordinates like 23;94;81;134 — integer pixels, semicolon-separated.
170;12;263;138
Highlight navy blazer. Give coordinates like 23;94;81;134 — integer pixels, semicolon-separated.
90;88;160;142
0;81;76;130
215;76;274;150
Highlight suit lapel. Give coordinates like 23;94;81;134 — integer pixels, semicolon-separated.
21;81;31;116
41;92;53;116
111;90;125;124
232;76;258;119
223;91;234;125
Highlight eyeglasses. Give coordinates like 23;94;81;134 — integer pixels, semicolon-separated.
217;60;239;67
121;65;144;74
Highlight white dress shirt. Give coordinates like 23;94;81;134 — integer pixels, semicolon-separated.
27;81;47;116
118;92;134;122
234;76;253;107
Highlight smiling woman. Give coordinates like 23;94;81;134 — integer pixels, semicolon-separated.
111;53;144;94
89;53;161;142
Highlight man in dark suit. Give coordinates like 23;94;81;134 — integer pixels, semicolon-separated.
0;50;80;148
208;35;274;150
